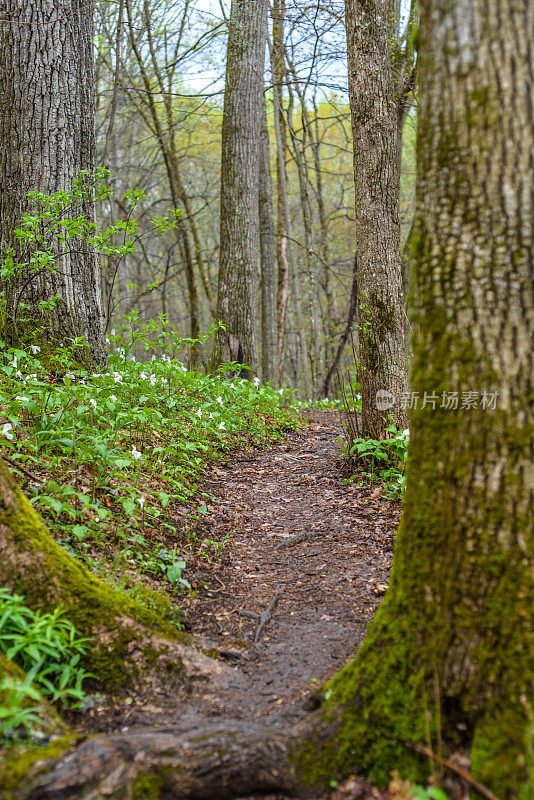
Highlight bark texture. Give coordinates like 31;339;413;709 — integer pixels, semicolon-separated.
299;0;534;794
6;720;303;800
259;91;278;384
0;0;106;364
345;0;408;433
214;0;268;375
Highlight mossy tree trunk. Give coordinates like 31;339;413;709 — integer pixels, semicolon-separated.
0;0;106;366
345;0;408;434
213;0;268;376
0;459;211;691
299;0;534;794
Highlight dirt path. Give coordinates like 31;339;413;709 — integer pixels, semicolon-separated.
100;412;399;734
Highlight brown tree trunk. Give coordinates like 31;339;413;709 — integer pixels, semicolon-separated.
317;254;358;400
345;0;408;434
300;0;534;793
259;92;278;384
270;0;291;379
213;0;268;375
0;0;106;365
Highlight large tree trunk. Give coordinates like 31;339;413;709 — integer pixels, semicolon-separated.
299;0;534;793
345;0;408;434
0;0;106;365
213;0;268;375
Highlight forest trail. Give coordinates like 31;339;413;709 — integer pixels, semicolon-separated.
82;412;399;737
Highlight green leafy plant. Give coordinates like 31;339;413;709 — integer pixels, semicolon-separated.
0;667;44;740
0;588;93;707
166;555;191;591
411;786;449;800
347;424;409;499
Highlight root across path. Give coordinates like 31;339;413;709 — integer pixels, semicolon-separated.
16;412;401;799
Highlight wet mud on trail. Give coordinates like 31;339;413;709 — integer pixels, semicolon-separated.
90;411;400;736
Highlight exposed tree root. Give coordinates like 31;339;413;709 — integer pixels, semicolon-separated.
17;718;308;800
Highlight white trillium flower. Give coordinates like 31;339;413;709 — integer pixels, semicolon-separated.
110;395;117;403
216;396;223;405
140;372;147;380
253;377;261;389
2;423;14;440
219;421;226;430
16;396;30;402
89;398;97;409
30;346;41;354
402;428;410;436
138;496;146;508
12;356;17;368
196;409;202;418
150;375;156;386
132;446;142;460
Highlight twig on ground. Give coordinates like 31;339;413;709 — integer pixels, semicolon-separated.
254;595;279;646
3;455;43;484
237;609;260;620
404;742;502;800
275;531;325;549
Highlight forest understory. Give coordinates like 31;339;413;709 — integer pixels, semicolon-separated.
76;411;397;735
3;412;409;800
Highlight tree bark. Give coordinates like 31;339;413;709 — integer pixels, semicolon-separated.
214;0;268;375
299;0;534;793
259;92;279;384
345;0;408;434
317;253;358;400
0;0;106;365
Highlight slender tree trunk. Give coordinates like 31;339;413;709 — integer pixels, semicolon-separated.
286;82;322;393
123;0;204;347
259;92;278;384
270;0;291;379
317;253;358;399
0;0;106;365
214;0;268;375
345;0;408;434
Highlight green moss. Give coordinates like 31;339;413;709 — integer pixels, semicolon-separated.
0;460;188;689
132;767;173;800
0;736;76;799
